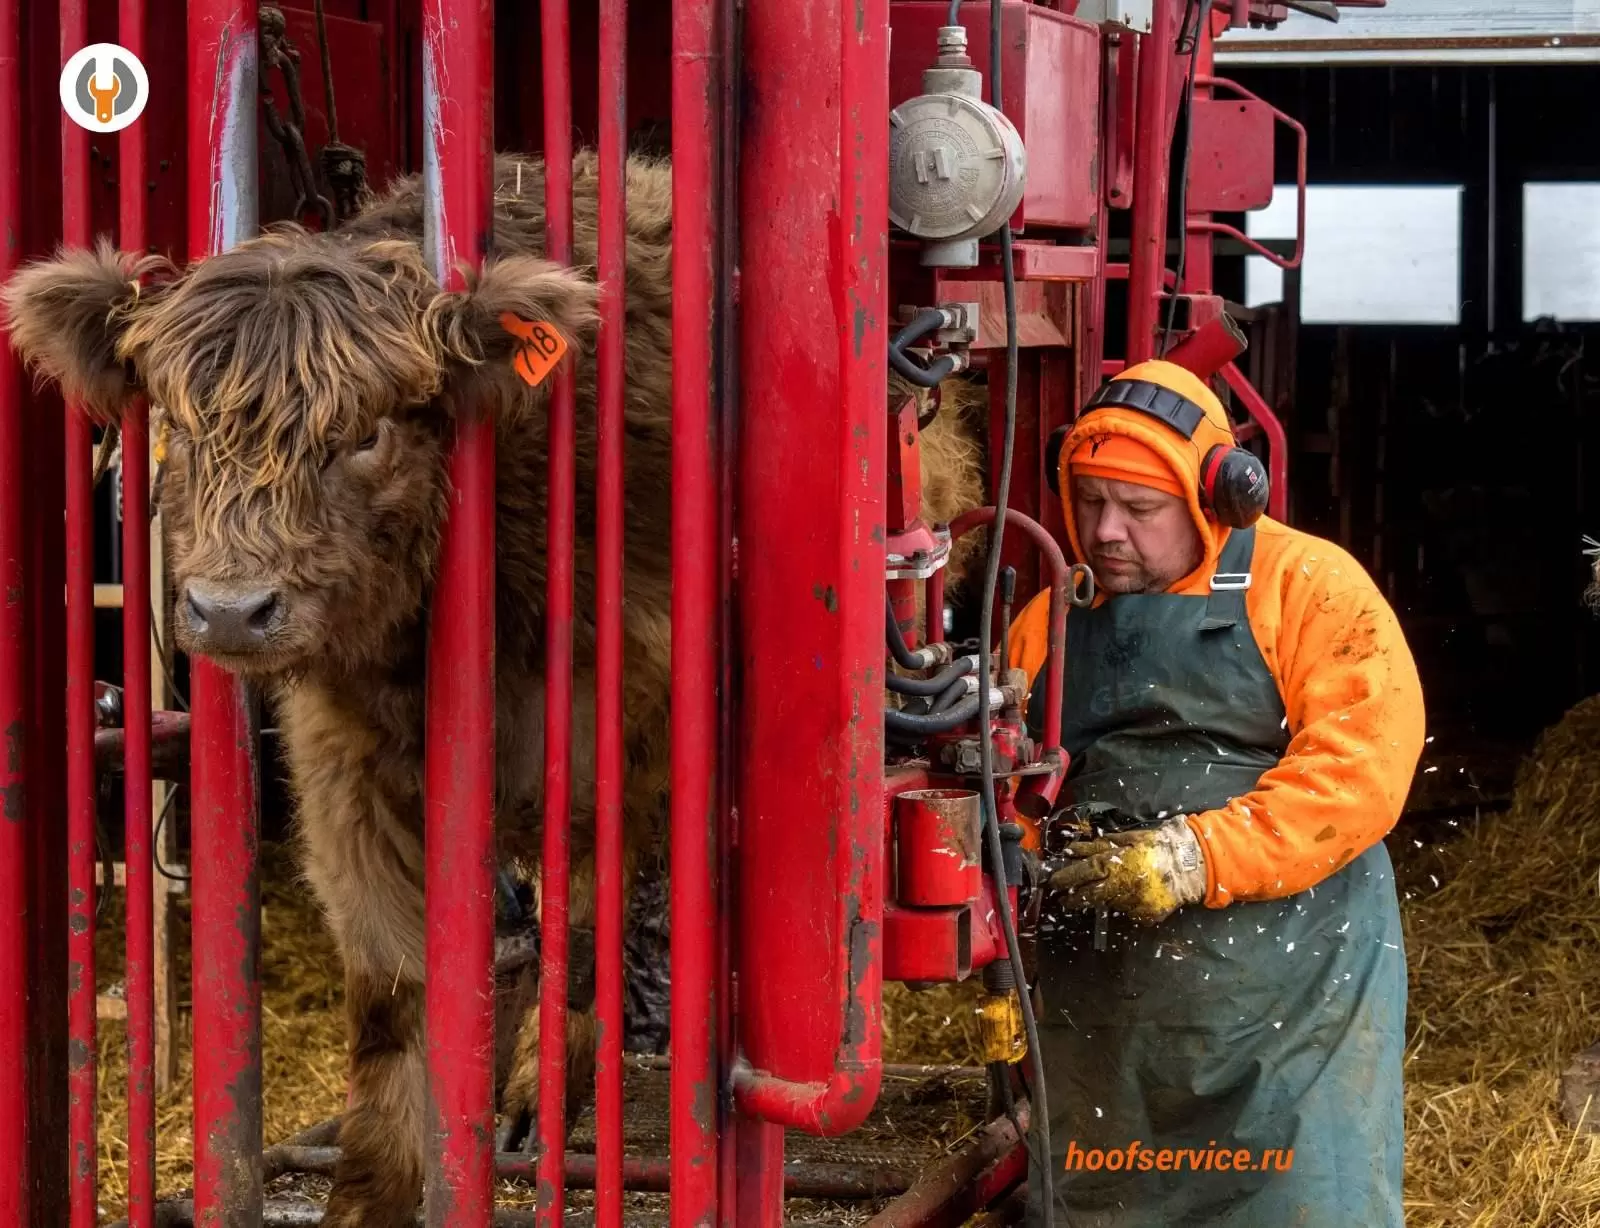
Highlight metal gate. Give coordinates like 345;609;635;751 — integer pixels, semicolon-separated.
0;1;1360;1225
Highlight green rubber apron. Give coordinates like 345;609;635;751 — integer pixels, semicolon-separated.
1022;526;1406;1228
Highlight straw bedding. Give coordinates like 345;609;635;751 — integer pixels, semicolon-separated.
93;696;1600;1223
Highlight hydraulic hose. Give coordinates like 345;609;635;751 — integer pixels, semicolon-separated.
884;694;981;737
889;308;962;389
885;654;977;697
886;597;938;671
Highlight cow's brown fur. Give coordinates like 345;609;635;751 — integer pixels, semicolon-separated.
3;148;991;1223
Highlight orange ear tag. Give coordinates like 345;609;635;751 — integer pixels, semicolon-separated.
498;312;570;388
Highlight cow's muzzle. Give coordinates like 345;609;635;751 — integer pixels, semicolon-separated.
183;581;285;655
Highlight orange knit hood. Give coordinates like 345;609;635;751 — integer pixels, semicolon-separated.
1057;359;1242;593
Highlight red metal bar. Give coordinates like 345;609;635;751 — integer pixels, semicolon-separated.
670;0;721;1212
420;1;497;1224
1126;0;1179;364
119;1;155;1221
1218;361;1288;522
1185;74;1306;271
731;0;888;1150
60;5;98;1221
0;0;27;1220
535;0;576;1219
188;4;265;1225
593;0;627;1219
865;1104;1029;1228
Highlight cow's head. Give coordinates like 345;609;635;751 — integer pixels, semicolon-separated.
3;234;598;679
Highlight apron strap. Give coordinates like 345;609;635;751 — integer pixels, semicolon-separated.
1200;525;1257;631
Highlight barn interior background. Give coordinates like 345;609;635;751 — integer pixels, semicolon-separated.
44;0;1600;1224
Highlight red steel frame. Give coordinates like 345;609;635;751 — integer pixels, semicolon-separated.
0;1;1370;1225
61;6;98;1224
0;3;25;1226
421;0;498;1222
120;0;158;1222
188;4;267;1225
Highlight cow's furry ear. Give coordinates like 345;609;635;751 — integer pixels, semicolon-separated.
424;254;601;411
0;239;175;421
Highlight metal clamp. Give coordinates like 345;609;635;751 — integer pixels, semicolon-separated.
1209;571;1252;592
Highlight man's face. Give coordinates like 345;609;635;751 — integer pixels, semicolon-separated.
1072;474;1204;594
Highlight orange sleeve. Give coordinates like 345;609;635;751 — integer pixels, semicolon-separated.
1006;588;1054;694
1184;527;1426;906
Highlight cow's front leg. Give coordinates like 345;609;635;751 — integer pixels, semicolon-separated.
324;963;426;1228
497;847;616;1152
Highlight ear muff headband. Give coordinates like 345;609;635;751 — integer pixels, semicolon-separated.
1046;377;1270;529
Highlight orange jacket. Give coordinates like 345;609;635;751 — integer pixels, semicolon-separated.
1010;364;1426;907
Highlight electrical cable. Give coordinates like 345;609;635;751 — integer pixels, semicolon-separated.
979;0;1053;1216
1160;0;1205;357
889;308;962;388
947;0;963;25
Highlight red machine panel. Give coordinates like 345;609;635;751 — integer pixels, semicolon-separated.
889;1;1102;233
1187;95;1275;213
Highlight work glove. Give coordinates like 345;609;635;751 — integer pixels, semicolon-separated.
1047;816;1207;927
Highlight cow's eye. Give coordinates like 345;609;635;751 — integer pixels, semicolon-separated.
353;429;381;452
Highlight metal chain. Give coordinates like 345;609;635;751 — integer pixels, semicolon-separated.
312;0;367;223
258;5;334;230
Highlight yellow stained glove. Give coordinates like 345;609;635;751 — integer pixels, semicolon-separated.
1048;817;1207;926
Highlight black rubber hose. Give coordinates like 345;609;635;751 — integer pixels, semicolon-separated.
885;597;927;670
883;694;981;737
984;0;1053;1214
885;654;975;697
931;674;970;714
889;308;961;389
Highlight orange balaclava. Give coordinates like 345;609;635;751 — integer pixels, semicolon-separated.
1057;359;1244;590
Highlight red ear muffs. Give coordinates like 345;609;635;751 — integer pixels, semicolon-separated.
1199;443;1269;529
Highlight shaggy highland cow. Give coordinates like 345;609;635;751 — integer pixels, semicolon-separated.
3;150;987;1223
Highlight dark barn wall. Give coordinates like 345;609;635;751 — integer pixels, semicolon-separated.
1221;61;1600;747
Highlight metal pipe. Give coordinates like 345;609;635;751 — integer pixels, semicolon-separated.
59;3;98;1221
255;1146;918;1201
594;0;627;1218
0;0;27;1219
671;0;722;1213
118;2;156;1223
1126;0;1179;363
188;6;265;1221
536;0;576;1219
420;1;497;1224
865;1104;1029;1228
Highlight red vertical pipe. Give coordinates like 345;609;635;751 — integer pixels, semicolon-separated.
187;4;264;1225
1126;0;1178;364
119;0;155;1220
729;0;886;1147
593;0;627;1220
59;4;98;1221
535;0;575;1220
670;0;720;1217
0;0;27;1219
420;1;496;1225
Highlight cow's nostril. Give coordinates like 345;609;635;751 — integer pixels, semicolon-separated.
244;591;280;632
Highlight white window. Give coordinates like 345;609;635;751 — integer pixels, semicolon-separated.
1522;182;1600;322
1244;183;1464;325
